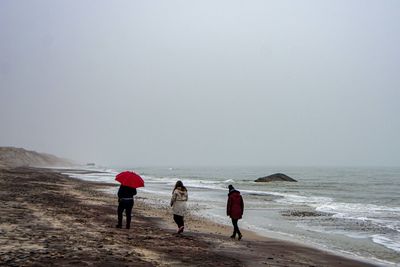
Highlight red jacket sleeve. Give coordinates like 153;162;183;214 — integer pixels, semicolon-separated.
227;195;231;216
240;195;244;215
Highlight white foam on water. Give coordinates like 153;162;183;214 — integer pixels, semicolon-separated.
141;177;227;191
315;202;400;231
142;175;179;181
316;202;400;214
240;187;400;257
62;172;118;184
239;189;400;239
138;176;240;191
372;234;400;253
240;189;287;197
261;190;400;239
184;180;226;190
276;193;333;205
237;189;334;205
140;188;172;197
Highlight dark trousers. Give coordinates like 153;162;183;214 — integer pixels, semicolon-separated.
173;214;184;228
231;218;241;236
117;199;134;228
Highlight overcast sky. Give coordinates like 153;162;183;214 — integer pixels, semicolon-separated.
0;0;399;167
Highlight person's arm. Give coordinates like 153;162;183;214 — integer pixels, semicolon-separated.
117;186;122;201
132;188;137;196
240;195;244;216
170;190;177;207
227;196;231;216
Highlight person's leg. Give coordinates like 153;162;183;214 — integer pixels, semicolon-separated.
125;200;134;229
231;218;237;238
177;215;184;233
117;201;124;228
173;214;180;227
176;215;184;228
234;219;242;240
175;215;184;228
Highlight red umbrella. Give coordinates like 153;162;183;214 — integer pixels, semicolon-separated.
115;171;144;189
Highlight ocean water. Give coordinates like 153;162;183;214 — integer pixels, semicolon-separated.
62;166;400;266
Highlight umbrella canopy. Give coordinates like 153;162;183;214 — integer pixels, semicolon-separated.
115;171;144;189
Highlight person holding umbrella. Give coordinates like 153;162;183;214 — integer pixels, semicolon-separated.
227;184;244;240
115;171;144;229
170;180;188;234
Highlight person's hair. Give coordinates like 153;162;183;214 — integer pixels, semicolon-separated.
173;180;187;192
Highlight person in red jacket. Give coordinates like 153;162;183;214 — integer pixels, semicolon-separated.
226;184;244;240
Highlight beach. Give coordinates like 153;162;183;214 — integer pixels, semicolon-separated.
0;167;378;266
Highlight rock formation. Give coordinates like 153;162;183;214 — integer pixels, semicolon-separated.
254;173;297;182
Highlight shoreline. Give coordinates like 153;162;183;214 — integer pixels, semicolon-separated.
0;167;379;266
135;192;385;267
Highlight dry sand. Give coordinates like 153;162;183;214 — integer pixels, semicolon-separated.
0;167;378;266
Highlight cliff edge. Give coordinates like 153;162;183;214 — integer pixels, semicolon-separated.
0;147;75;168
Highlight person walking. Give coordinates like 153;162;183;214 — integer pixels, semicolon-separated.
227;184;244;240
170;180;188;234
116;185;137;229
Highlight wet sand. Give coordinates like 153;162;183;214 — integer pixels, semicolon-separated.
0;167;378;266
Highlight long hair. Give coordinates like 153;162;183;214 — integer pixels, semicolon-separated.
173;180;187;192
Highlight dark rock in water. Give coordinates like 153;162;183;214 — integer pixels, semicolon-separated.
254;173;297;182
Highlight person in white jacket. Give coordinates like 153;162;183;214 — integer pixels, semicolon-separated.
170;180;188;234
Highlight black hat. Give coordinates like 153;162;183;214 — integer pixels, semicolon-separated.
228;184;234;191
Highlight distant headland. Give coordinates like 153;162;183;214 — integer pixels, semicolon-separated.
0;147;75;168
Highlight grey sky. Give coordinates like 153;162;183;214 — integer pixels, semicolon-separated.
1;0;399;167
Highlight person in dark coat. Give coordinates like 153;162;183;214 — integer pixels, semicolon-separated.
116;185;137;229
226;184;244;240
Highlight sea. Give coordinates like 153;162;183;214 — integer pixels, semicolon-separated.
61;166;400;266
